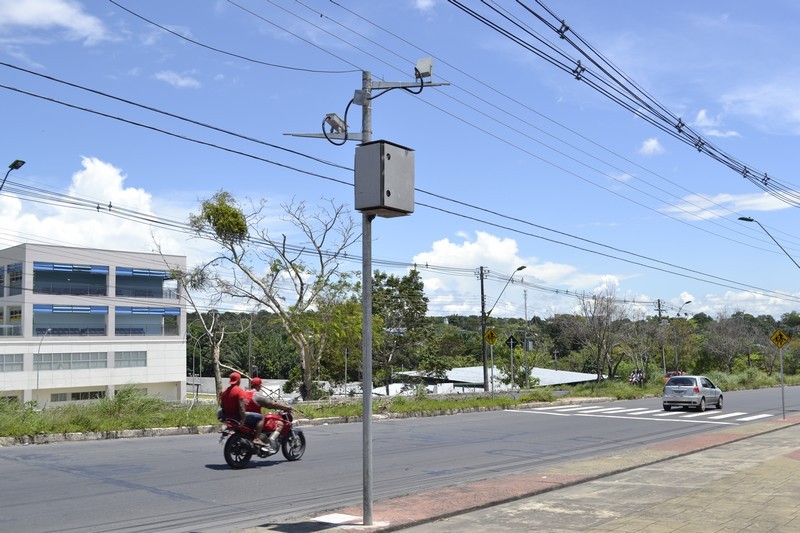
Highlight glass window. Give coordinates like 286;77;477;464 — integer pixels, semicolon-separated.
115;351;147;368
51;393;67;402
8;263;22;296
0;354;23;372
34;352;108;370
71;391;105;401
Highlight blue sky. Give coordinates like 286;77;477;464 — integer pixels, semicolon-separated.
3;0;800;321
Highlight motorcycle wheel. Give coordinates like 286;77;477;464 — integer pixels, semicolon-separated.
282;430;306;461
224;434;253;469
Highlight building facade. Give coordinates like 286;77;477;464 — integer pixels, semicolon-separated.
0;244;187;405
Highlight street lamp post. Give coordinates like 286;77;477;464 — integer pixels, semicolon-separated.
1;159;25;192
35;328;51;407
738;216;792;419
483;265;526;394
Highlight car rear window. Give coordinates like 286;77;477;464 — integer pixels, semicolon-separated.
666;377;695;386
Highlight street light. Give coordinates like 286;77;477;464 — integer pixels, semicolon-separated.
35;328;51;407
738;217;800;270
674;300;691;369
1;159;25;192
738;216;791;419
481;265;526;394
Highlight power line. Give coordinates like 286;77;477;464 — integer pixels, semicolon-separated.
107;0;358;75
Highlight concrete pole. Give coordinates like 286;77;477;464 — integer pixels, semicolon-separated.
480;266;489;391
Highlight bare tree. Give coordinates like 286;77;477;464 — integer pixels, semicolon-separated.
705;310;758;372
619;312;659;382
189;191;358;399
575;285;629;381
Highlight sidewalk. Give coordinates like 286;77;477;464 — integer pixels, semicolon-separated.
261;413;800;532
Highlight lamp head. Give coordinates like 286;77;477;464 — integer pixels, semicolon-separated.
9;160;25;170
515;265;527;272
738;216;754;222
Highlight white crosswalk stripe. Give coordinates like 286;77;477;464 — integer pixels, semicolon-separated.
529;404;774;424
707;412;747;420
737;414;773;422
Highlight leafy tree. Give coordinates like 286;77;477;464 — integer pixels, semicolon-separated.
188;191;358;399
372;269;430;394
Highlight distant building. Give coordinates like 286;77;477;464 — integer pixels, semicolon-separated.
0;244;186;405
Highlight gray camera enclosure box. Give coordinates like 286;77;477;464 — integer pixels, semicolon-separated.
354;140;415;217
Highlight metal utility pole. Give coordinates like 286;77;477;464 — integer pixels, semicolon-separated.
289;60;445;526
359;71;376;526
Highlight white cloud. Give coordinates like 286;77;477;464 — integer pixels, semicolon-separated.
721;81;800;134
155;70;201;89
662;191;789;220
410;231;617;317
639;138;664;156
691;109;739;138
0;156;212;267
414;0;436;11
0;0;108;44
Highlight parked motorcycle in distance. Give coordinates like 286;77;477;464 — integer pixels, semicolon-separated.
218;410;306;469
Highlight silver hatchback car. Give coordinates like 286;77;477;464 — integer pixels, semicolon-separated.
662;375;723;412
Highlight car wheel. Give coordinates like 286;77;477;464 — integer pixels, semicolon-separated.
716;395;723;410
697;397;706;412
663;405;671;411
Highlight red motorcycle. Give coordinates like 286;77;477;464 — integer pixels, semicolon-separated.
218;410;306;469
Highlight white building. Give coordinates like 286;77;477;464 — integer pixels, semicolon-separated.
0;244;186;405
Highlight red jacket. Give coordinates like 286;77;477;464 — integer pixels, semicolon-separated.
219;384;245;419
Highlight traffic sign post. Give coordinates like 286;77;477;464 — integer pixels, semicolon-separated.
505;335;519;390
770;329;788;419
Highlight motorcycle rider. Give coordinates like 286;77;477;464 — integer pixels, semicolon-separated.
220;371;266;446
244;376;293;452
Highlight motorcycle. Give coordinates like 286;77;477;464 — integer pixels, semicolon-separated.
218;410;306;469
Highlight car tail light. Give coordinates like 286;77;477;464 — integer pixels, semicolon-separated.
693;386;700;393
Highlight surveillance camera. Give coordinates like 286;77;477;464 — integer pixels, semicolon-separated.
415;57;433;80
324;113;347;134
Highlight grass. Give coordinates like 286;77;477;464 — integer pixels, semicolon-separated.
1;371;796;439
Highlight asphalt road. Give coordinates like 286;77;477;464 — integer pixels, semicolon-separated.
0;386;795;532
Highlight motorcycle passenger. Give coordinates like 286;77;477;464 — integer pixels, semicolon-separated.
245;376;293;452
220;372;266;446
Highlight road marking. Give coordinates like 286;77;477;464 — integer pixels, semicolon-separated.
507;409;737;425
707;412;747;420
737;414;773;422
520;406;774;425
681;411;718;418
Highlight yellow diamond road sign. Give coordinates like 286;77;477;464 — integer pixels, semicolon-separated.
484;327;498;345
771;329;789;348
